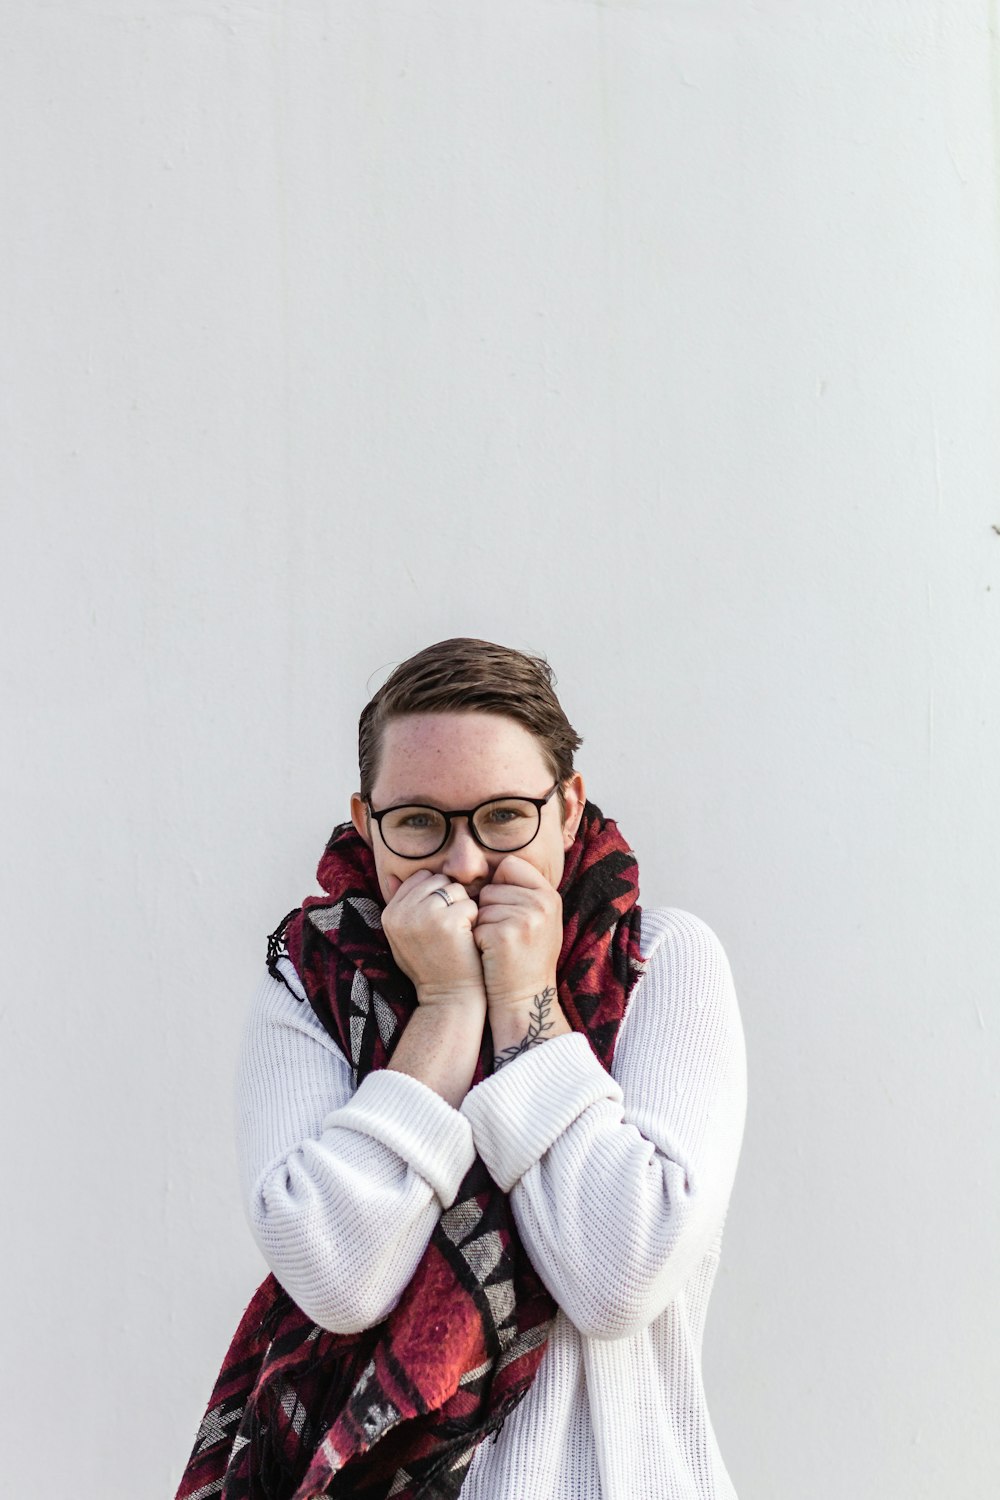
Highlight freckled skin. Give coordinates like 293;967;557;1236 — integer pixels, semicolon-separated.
351;712;584;905
350;711;585;1097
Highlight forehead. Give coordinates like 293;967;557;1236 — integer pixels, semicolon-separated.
373;712;551;804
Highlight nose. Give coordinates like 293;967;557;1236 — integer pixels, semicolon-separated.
440;817;491;889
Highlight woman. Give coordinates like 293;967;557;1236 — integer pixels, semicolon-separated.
176;638;747;1500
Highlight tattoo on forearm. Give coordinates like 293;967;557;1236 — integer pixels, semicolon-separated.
493;987;557;1071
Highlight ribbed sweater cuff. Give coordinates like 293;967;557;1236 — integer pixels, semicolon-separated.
328;1069;476;1209
460;1032;623;1192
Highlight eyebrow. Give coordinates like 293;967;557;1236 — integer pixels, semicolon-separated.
372;789;542;810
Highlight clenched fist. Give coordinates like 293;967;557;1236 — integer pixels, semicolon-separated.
472;855;564;1010
381;868;487;1008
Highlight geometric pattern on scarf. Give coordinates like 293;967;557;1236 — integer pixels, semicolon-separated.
174;801;644;1500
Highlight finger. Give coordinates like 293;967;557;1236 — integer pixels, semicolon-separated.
471;903;516;924
394;868;438;900
418;879;477;916
383;873;403;899
492;854;553;889
477;882;536;908
421;880;459;908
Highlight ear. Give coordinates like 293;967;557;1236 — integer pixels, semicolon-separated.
350;793;372;846
560;773;586;848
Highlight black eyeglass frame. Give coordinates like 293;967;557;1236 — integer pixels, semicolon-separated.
366;783;561;859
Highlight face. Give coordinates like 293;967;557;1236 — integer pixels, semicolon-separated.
350;711;586;904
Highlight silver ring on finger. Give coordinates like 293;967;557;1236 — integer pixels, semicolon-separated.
433;887;453;907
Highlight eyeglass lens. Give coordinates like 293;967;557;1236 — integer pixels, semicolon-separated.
379;798;542;857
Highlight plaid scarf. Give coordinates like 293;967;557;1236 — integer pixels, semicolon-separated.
175;801;644;1500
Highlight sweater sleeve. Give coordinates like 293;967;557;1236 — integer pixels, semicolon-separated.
235;958;477;1335
459;908;747;1341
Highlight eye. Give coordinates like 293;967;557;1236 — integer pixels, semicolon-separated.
400;811;437;828
482;804;530;825
384;807;445;832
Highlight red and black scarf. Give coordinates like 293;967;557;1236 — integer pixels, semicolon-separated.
175;801;644;1500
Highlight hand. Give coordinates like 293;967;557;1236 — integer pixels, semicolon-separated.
472;855;563;1010
381;868;486;1007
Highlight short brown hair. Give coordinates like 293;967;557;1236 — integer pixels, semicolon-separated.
358;638;582;801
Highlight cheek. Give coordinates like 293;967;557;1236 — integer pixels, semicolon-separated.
371;846;402;903
535;830;567;887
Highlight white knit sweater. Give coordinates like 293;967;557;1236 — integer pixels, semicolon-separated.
235;907;747;1500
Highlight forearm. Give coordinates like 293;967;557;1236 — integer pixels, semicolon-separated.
462;1030;741;1339
239;969;477;1332
387;994;488;1108
461;912;747;1339
248;1101;449;1333
488;985;572;1070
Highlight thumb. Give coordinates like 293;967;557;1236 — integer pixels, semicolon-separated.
494;853;540;886
383;873;403;900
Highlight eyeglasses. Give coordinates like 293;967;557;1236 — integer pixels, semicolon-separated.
366;784;560;859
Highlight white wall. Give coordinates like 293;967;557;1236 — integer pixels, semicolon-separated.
2;4;997;1496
